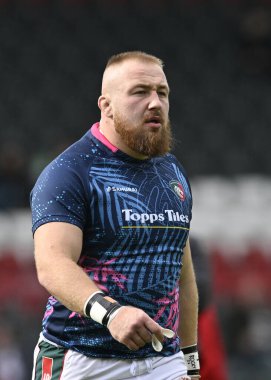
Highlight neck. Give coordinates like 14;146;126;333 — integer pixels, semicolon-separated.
99;120;148;160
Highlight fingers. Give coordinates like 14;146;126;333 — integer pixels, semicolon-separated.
108;306;174;352
144;318;164;343
126;339;141;351
121;324;153;351
151;328;175;352
132;332;149;348
125;332;150;351
161;328;175;338
152;334;163;352
137;326;153;344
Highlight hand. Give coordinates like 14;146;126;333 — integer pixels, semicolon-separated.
107;306;164;351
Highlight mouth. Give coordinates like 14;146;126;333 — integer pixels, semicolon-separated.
144;116;163;128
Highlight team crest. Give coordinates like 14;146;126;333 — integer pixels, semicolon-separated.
169;181;185;201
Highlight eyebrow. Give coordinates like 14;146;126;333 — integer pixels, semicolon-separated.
131;83;170;94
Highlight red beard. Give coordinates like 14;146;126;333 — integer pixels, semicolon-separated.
114;113;172;158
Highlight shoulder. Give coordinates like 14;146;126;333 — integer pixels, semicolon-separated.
164;153;187;171
30;132;99;217
33;132;97;189
56;131;99;169
30;134;94;232
165;153;191;181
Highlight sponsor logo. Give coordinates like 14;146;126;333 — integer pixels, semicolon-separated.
41;357;53;380
122;209;189;224
106;186;137;193
169;181;185;201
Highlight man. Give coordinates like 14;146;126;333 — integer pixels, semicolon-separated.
31;51;200;380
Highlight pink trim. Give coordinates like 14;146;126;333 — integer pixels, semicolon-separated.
91;122;118;153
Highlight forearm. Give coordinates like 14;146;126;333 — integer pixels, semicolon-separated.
178;277;199;347
36;254;100;315
178;239;199;347
179;272;200;379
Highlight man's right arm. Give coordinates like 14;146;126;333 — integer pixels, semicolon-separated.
34;221;164;350
34;222;99;315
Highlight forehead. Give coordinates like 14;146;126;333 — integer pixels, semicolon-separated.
104;59;169;93
120;59;168;87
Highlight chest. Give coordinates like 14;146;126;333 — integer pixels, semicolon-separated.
88;158;192;232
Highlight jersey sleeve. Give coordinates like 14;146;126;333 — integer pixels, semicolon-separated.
30;156;88;234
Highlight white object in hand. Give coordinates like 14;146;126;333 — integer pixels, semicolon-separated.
152;328;175;352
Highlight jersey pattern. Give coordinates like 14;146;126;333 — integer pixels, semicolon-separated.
31;123;193;359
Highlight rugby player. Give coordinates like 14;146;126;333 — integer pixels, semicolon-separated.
31;51;200;380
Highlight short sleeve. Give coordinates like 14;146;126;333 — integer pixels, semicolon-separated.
30;156;88;234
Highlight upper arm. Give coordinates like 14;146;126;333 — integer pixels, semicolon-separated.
180;238;197;286
34;222;83;269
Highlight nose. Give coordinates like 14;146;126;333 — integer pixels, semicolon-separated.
148;91;162;110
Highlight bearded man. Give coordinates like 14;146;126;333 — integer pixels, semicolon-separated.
31;51;200;380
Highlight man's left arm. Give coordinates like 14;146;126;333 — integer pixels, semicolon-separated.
178;238;201;379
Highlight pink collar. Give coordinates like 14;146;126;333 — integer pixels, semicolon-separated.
90;122;118;153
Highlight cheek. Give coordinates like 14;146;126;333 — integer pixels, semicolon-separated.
113;97;147;123
163;100;170;112
124;102;144;120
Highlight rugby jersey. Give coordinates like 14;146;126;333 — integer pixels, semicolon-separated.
31;122;193;359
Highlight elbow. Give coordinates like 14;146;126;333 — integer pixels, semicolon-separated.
36;265;53;292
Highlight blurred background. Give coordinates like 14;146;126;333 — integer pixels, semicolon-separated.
0;0;270;379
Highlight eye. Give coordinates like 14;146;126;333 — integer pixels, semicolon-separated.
158;91;168;97
134;90;147;95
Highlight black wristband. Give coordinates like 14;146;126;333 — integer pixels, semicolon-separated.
182;344;198;355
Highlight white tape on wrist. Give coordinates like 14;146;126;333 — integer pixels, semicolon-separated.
84;292;122;326
107;306;124;326
83;291;104;317
90;301;108;325
185;351;200;371
182;344;200;377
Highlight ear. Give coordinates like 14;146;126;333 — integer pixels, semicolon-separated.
98;95;113;118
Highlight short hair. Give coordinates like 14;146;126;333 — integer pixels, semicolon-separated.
105;51;164;70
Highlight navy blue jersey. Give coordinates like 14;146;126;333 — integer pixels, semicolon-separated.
31;123;193;359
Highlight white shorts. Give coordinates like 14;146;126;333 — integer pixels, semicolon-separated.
32;335;188;380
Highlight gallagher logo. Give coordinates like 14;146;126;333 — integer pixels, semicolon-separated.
169;181;185;201
41;357;53;380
